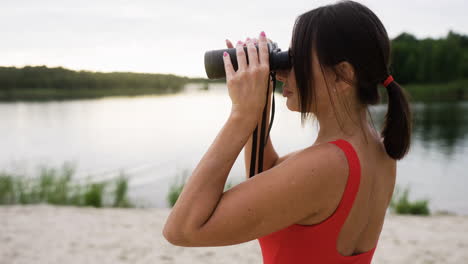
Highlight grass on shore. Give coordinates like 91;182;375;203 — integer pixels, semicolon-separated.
1;162;431;215
0;87;184;101
0;163;133;208
389;184;430;215
400;79;468;102
166;169;234;208
167;174;432;216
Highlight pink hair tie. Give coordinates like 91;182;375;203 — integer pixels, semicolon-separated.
382;75;394;88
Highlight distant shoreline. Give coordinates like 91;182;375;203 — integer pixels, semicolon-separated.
0;66;466;102
0;66;216;101
1;80;466;102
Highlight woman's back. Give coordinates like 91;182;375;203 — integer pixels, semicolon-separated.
257;136;396;263
328;134;396;256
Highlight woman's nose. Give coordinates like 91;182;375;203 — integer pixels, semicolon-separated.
276;70;288;82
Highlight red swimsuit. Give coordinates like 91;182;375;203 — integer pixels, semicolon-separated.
257;139;378;264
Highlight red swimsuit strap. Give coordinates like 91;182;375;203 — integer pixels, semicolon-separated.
327;139;362;234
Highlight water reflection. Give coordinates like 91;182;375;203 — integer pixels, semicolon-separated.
0;83;466;213
414;102;468;156
369;101;468;158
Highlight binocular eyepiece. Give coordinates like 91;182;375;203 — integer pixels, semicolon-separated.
204;42;292;79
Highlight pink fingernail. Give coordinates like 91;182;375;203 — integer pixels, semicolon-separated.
246;37;251;41
223;51;228;57
237;40;242;45
260;31;266;37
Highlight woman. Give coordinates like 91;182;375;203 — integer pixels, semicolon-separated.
163;1;412;263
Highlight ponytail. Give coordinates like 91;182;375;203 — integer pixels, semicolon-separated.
380;76;412;160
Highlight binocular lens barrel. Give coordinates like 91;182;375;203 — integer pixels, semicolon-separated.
204;42;291;79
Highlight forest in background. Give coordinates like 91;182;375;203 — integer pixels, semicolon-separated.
391;31;467;84
0;31;466;101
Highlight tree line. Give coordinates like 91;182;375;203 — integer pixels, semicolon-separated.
391;30;468;84
0;30;466;94
0;66;196;93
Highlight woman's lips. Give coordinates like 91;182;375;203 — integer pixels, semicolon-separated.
282;87;293;97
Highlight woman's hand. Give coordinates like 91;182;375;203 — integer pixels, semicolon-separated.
223;32;271;121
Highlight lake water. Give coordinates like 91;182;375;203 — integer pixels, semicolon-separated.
1;83;467;215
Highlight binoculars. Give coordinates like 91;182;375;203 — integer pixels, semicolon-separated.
204;42;292;79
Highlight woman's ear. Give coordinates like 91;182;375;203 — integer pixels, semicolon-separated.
334;61;355;92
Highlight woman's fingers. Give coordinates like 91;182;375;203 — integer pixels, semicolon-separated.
225;39;234;49
246;38;259;67
226;35;269;70
222;51;235;80
236;40;247;71
258;31;269;66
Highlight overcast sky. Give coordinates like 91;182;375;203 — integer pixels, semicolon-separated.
1;0;467;78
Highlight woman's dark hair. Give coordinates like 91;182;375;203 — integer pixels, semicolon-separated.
290;0;412;160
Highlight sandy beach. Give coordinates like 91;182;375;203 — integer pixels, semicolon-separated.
1;205;467;264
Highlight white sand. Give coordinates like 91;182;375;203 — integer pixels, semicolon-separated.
1;205;467;264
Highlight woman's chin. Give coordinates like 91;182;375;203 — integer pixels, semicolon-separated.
285;98;299;112
285;99;294;111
